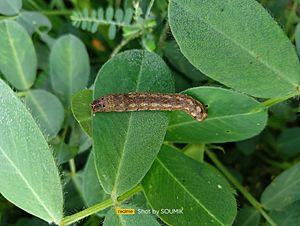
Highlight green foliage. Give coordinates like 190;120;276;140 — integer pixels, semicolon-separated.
261;162;300;210
0;80;63;224
142;145;237;226
0;20;37;90
0;0;22;16
169;0;300;98
0;0;300;225
71;89;93;137
166;87;268;143
49;34;90;105
93;50;174;196
25;89;64;141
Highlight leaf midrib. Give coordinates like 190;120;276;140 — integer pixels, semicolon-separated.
111;52;145;194
6;22;29;88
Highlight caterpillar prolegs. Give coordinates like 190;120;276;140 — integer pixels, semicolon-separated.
92;93;208;122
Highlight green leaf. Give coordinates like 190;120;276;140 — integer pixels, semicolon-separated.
25;90;64;141
115;8;124;22
164;41;207;81
49;34;90;105
142;145;237;226
0;0;22;16
104;206;160;226
106;6;114;21
16;11;52;36
82;153;110;217
269;200;300;226
52;142;78;164
71;89;92;137
0;80;63;224
169;0;300;98
93;50;174;196
277;128;300;157
0;20;37;90
233;207;260;226
108;24;117;40
261;162;300;210
166;87;268;143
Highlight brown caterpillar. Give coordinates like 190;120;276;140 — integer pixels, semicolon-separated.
92;93;208;122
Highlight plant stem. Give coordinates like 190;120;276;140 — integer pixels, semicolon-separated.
41;10;73;16
68;159;76;176
205;149;278;226
158;21;169;50
255;152;292;170
110;31;143;58
59;184;143;225
145;0;155;20
285;1;298;34
262;91;300;108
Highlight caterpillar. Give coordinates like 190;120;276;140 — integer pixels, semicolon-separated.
92;92;208;122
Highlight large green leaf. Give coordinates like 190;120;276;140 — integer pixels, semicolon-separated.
0;80;63;224
0;0;22;16
103;206;160;226
49;34;90;105
261;162;300;210
0;20;37;90
93;50;174;196
71;89;92;137
25;90;64;141
142;145;237;226
166;87;267;143
168;0;300;98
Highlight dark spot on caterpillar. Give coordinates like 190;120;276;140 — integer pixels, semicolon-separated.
205;104;209;108
92;92;208;122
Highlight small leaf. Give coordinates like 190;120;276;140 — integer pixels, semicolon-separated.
71;89;92;137
52;142;78;164
108;24;117;40
0;0;22;16
164;41;207;81
16;11;52;36
82;153;110;217
124;8;133;24
169;0;300;98
106;6;114;21
93;50;174;196
0;80;63;224
98;8;104;20
166;87;268;143
115;8;124;22
142;145;237;226
49;34;90;105
261;162;300;210
25;90;64;141
233;207;260;226
0;20;37;90
277;128;300;157
104;205;160;226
